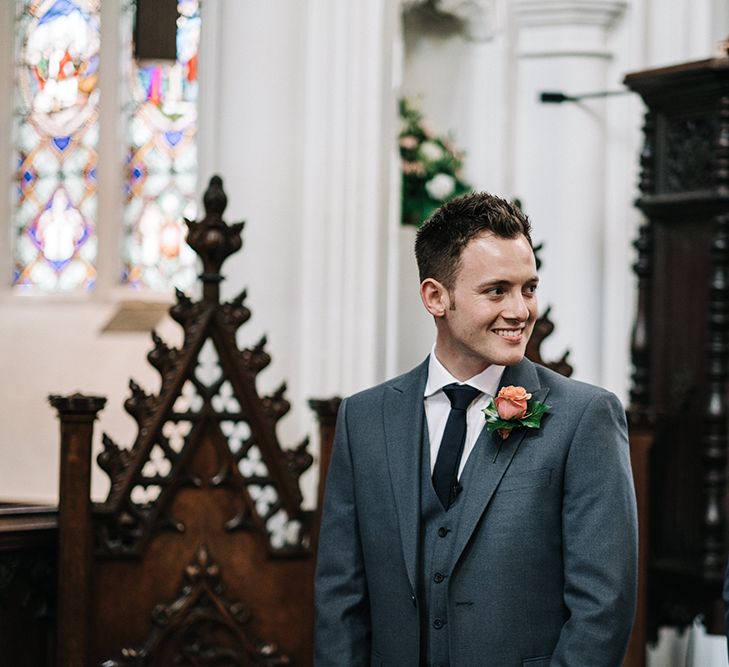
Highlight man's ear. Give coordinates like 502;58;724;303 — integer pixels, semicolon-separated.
420;278;450;318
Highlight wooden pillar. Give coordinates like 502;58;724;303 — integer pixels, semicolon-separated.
49;393;106;667
622;147;655;667
624;428;653;667
308;396;341;552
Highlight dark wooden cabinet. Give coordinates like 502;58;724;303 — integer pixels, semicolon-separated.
624;54;729;648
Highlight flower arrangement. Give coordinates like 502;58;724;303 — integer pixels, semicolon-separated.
399;97;472;226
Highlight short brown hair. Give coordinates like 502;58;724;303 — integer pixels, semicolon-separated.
415;192;532;289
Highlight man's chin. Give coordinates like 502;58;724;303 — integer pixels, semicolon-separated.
497;349;527;367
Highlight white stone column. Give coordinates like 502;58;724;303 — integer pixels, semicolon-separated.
297;0;401;398
510;0;626;386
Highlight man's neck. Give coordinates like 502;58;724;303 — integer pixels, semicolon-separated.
432;345;489;382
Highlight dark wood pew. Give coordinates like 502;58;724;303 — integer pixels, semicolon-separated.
0;503;57;667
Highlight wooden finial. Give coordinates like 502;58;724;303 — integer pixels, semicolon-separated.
185;175;245;302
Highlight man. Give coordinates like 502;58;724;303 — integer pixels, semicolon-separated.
315;192;638;666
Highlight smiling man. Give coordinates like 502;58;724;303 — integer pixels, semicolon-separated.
315;192;638;667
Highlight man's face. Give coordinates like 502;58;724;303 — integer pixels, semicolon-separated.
429;232;538;379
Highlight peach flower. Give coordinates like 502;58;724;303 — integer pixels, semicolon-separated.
399;135;418;150
402;160;425;176
494;385;532;421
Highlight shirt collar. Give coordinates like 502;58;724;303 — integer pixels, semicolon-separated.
424;345;505;399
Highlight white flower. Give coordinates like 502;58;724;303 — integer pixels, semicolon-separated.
419;140;444;162
425;173;456;201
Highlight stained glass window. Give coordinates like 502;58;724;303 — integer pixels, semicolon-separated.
122;0;200;290
13;0;100;291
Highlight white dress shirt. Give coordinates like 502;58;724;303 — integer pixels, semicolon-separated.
424;348;505;477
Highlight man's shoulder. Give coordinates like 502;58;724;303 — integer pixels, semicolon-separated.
344;359;428;407
532;361;622;409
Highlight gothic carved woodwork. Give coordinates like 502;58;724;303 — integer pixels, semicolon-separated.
524;305;574;378
624;55;729;658
628;222;653;422
49;176;316;666
102;545;291;666
520;216;574;377
664;116;717;193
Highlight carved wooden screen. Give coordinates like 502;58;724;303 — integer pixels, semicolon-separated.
50;176;315;666
623;55;729;667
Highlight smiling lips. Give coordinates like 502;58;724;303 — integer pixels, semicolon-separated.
493;328;525;341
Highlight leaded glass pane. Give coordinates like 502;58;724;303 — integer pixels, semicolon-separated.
12;0;100;291
122;0;200;290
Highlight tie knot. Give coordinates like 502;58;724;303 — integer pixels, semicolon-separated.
442;383;481;411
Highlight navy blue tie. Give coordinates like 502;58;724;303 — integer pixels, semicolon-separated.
432;383;482;509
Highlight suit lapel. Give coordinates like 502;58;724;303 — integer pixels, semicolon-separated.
383;359;429;592
451;358;550;568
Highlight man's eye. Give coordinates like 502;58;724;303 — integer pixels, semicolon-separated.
486;287;504;295
524;283;538;294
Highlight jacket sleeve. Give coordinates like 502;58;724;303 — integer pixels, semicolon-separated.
314;398;371;666
551;391;638;667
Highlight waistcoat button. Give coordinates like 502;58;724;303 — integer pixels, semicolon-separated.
433;618;444;629
433;572;444;583
437;526;448;537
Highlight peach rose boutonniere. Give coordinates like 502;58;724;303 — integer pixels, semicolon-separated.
483;385;550;444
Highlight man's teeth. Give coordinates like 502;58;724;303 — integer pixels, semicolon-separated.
494;329;522;337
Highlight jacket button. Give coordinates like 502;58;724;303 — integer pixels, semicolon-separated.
433;572;444;583
437;526;448;537
433;618;444;629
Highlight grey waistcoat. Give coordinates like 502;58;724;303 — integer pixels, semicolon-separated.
418;425;480;667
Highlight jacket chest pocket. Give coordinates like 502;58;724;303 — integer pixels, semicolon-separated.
499;467;552;493
522;655;551;666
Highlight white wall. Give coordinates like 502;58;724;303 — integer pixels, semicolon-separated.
199;0;308;459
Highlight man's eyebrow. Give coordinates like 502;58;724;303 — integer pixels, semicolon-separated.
476;276;540;290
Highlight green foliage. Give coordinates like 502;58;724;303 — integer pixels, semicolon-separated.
483;399;551;434
399;98;472;226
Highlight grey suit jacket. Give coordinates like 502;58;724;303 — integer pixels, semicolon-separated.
315;357;638;667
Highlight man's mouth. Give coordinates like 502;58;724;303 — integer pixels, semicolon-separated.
493;328;524;339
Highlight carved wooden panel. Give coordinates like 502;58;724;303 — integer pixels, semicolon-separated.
661;115;717;193
624;56;729;658
101;545;292;666
51;176;316;666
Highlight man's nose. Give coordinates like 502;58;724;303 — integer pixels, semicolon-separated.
503;293;529;320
